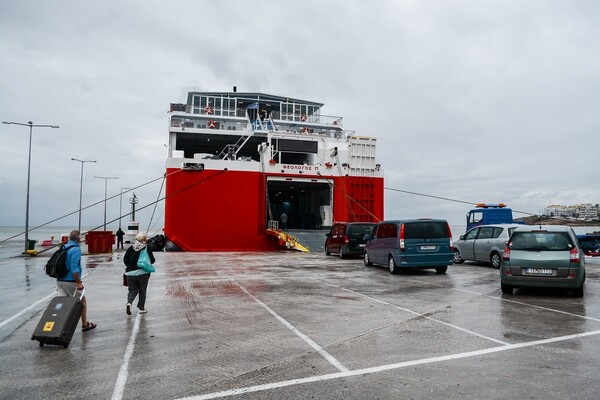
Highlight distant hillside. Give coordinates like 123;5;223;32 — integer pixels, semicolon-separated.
514;216;600;226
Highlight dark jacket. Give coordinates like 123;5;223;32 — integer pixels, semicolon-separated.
123;244;155;273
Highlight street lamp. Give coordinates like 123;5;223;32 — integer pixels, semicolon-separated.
119;187;132;229
3;120;59;254
93;176;119;231
71;158;97;232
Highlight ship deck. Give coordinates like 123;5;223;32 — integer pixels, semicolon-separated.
2;250;600;399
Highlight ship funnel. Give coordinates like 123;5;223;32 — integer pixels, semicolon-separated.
233;86;237;92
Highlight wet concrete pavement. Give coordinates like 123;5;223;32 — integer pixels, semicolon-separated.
1;250;600;399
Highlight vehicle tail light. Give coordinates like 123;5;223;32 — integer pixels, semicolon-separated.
446;223;453;250
502;246;510;261
570;248;580;263
399;223;405;252
344;235;349;244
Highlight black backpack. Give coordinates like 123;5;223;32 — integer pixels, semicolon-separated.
45;244;75;278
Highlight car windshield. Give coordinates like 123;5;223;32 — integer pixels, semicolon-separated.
509;232;573;251
347;224;375;239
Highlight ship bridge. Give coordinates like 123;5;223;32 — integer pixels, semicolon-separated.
168;90;352;161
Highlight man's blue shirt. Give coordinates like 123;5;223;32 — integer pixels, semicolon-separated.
60;240;81;281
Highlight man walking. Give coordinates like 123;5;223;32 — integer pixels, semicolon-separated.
56;230;96;332
280;212;288;231
116;227;125;250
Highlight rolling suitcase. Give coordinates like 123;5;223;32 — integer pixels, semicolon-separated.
31;289;85;348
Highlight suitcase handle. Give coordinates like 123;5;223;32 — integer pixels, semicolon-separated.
74;287;85;300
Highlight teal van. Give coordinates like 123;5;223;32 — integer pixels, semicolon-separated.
363;219;454;274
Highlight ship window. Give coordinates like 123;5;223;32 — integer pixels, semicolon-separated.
192;96;200;114
201;97;207;108
215;98;222;115
282;103;294;121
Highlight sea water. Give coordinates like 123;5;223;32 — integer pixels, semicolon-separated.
0;226;114;260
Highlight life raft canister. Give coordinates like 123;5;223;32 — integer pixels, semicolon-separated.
205;105;214;114
208;120;217;129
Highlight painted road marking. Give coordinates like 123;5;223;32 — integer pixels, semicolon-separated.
0;271;94;330
175;329;600;400
233;280;350;373
0;291;55;329
454;287;600;323
111;312;142;400
318;279;509;346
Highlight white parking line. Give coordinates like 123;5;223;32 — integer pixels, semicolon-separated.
111;312;141;400
0;271;94;330
232;280;350;373
318;280;509;346
0;291;55;329
454;288;600;323
175;329;600;400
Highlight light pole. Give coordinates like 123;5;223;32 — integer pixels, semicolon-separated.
71;158;96;232
3;121;59;254
119;187;132;229
93;176;118;231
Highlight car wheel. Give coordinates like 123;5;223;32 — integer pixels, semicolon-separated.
364;251;373;266
573;283;584;298
490;252;502;269
325;244;330;256
501;283;513;294
339;246;345;259
388;256;398;274
453;249;464;264
435;266;448;274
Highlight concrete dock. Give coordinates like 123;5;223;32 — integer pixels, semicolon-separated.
1;249;600;399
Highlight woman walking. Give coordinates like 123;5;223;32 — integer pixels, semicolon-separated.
123;233;155;315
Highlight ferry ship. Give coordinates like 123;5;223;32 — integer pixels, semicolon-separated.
164;89;384;251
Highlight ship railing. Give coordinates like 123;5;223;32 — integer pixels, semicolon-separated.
170;116;354;139
170;107;343;127
272;127;355;139
170;117;251;132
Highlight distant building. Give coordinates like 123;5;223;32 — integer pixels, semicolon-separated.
544;203;598;221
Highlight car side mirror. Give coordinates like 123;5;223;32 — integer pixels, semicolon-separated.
459;235;465;240
325;233;330;237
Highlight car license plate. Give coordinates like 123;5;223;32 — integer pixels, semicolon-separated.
358;244;365;248
421;245;436;251
525;268;553;275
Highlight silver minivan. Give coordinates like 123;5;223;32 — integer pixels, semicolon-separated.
364;219;454;274
453;224;521;268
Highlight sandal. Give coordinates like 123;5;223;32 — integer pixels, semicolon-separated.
82;322;97;332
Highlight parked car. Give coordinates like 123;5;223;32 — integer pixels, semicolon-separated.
500;225;585;297
325;222;376;259
577;234;600;257
363;219;453;274
453;224;522;268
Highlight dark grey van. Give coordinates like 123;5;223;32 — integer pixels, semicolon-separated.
363;219;454;274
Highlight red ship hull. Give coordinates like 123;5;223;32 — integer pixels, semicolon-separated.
164;168;384;252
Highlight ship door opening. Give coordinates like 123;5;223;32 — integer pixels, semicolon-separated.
267;179;331;230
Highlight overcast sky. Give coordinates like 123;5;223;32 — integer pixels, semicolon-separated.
1;0;599;237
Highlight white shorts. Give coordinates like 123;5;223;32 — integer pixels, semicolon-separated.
56;281;83;298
